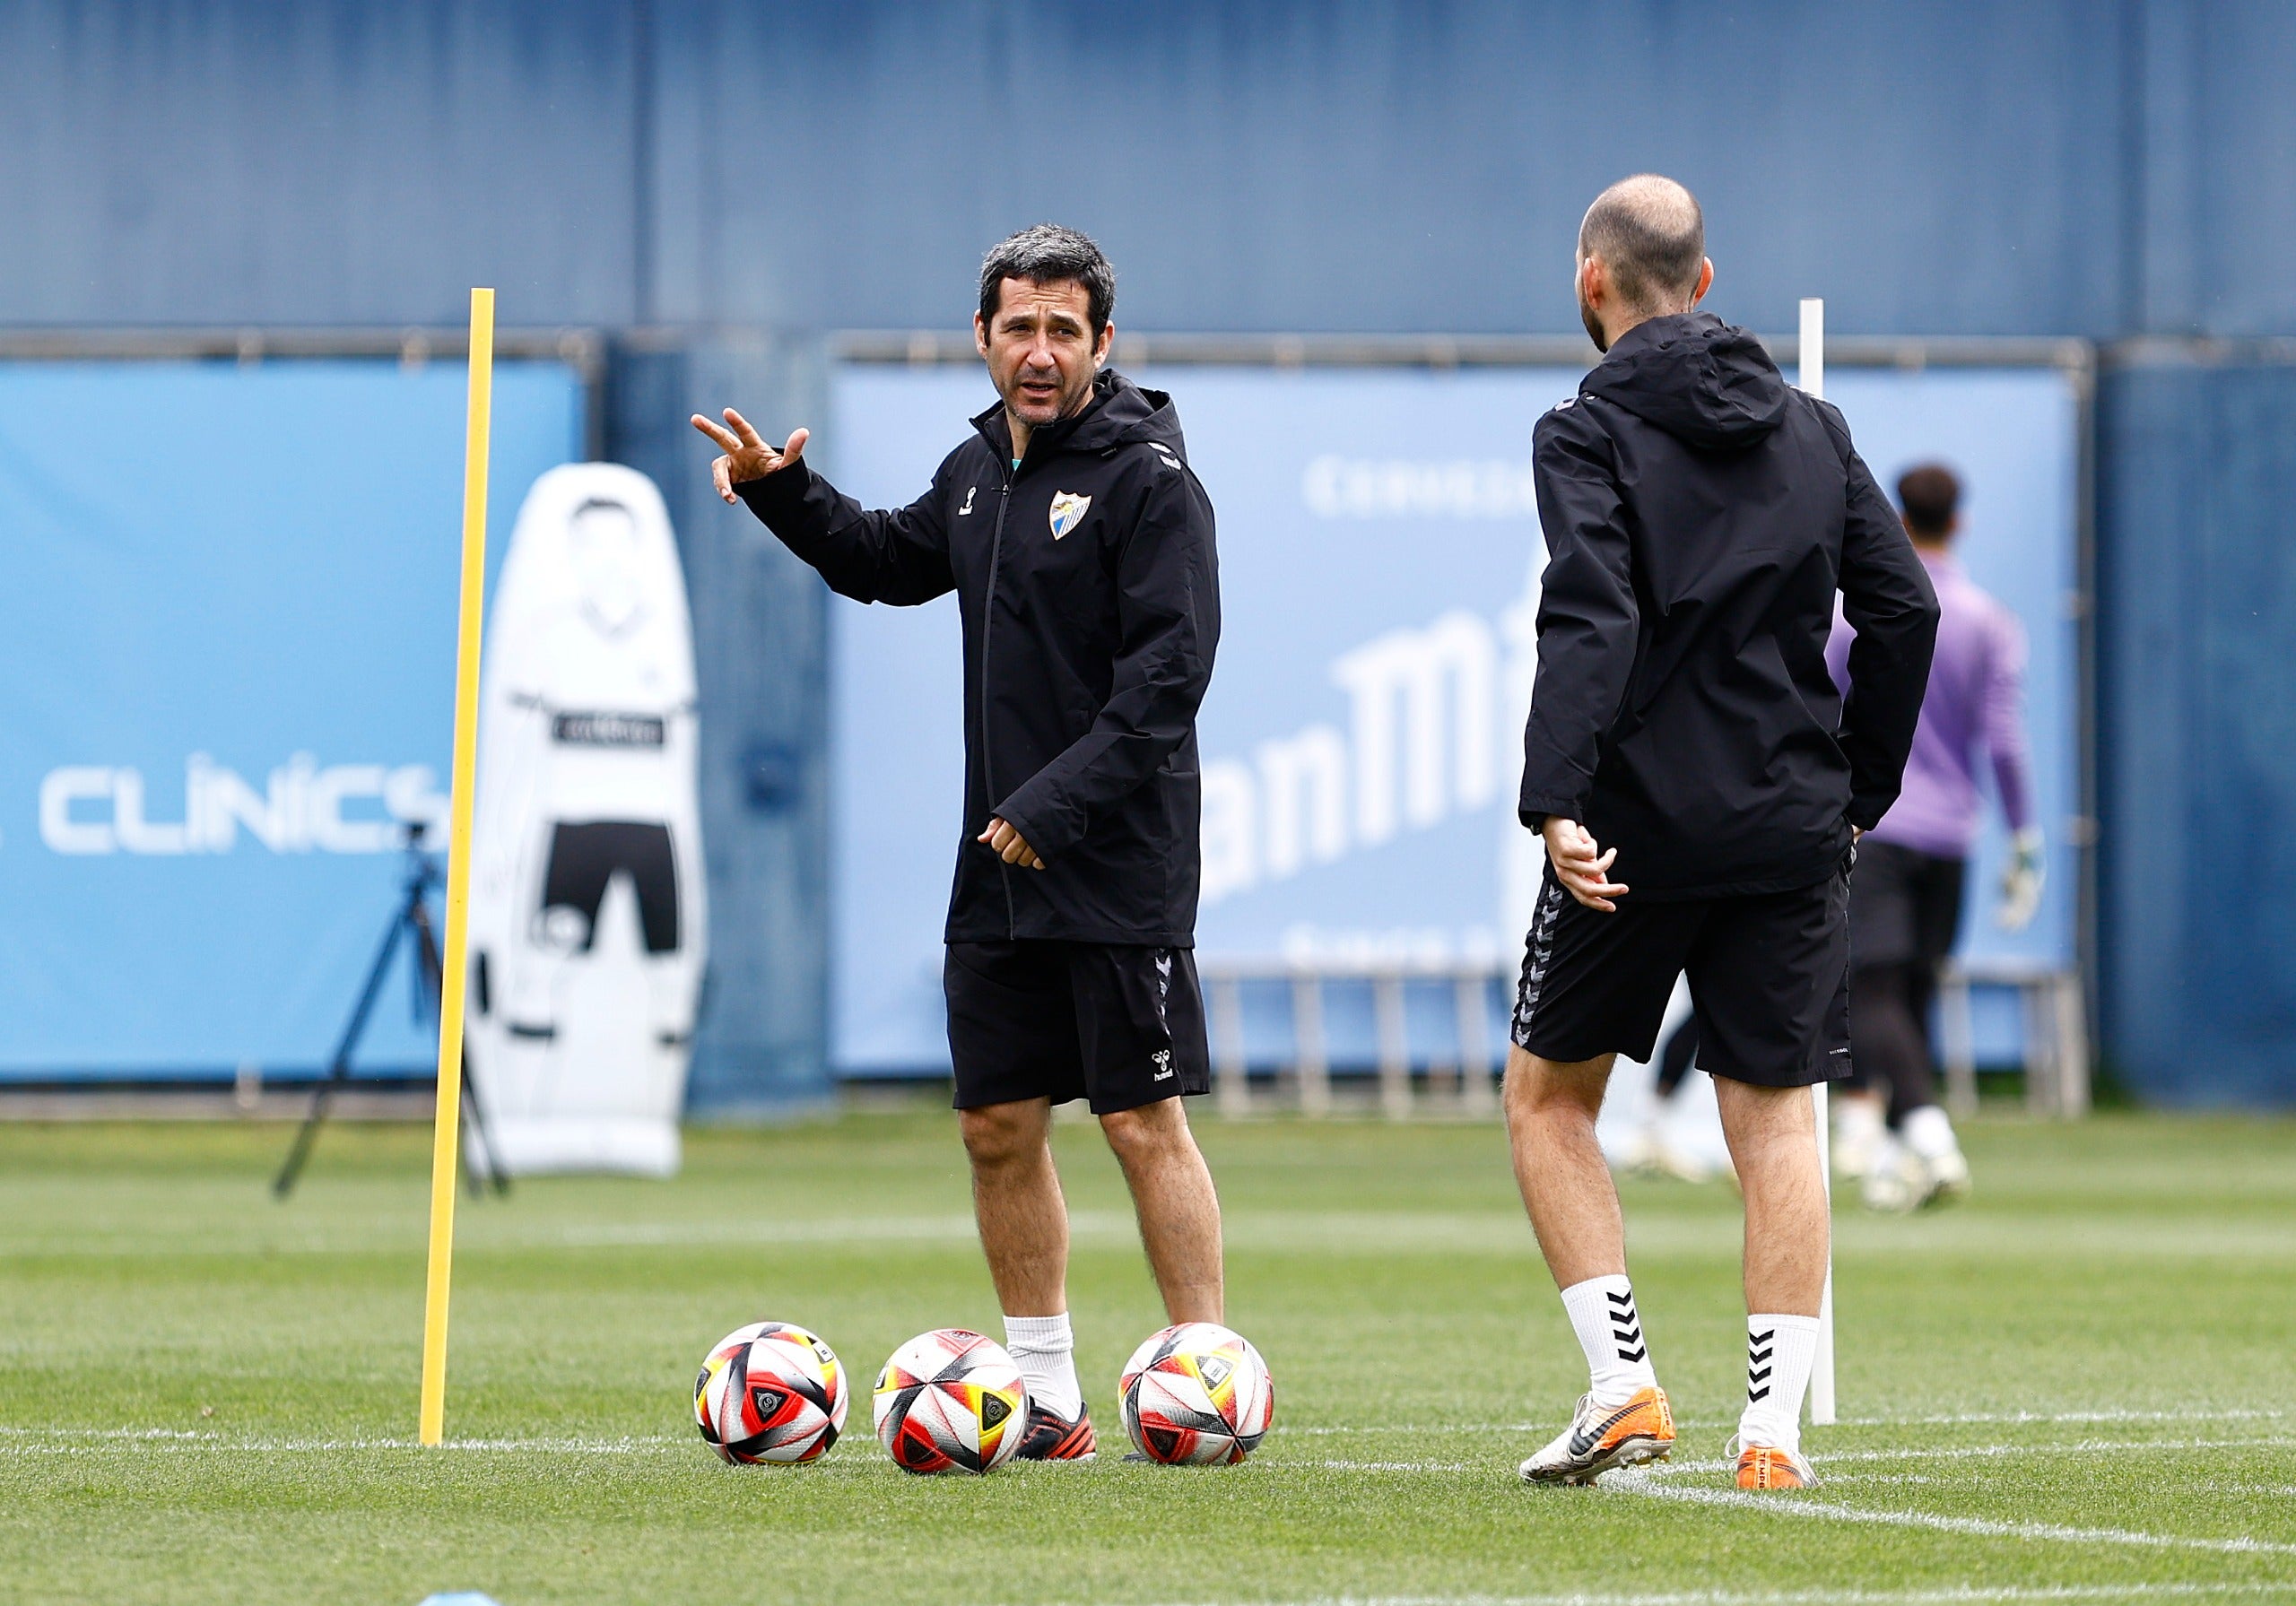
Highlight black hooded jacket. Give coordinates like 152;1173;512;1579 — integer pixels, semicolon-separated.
737;369;1219;945
1518;313;1940;898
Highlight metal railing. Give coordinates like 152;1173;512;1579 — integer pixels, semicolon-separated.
1197;959;1507;1120
1201;957;2092;1120
1937;960;2090;1118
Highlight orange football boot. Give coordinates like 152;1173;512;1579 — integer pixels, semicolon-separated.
1733;1439;1819;1489
1518;1386;1675;1485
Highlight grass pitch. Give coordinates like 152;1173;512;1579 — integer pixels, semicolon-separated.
1;1107;2292;1605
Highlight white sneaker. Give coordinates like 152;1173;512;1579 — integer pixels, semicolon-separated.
1616;1123;1721;1185
1612;1124;1662;1177
1923;1146;1971;1203
1648;1134;1715;1185
1861;1146;1935;1212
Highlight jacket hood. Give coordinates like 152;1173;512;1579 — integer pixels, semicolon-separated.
1580;312;1787;451
976;369;1188;465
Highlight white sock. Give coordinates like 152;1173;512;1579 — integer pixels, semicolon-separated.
1002;1313;1083;1420
1737;1314;1821;1453
1559;1275;1657;1407
1900;1104;1961;1162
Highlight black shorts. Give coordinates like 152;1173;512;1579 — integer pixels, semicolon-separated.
1509;861;1853;1089
944;941;1211;1116
1848;841;1966;969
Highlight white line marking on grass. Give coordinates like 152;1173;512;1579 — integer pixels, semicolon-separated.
1616;1476;2296;1556
32;1211;2296;1262
0;1425;690;1454
1843;1408;2290;1427
1286;1408;2287;1437
1288;1435;2292;1480
1118;1582;2296;1604
1656;1437;2291;1475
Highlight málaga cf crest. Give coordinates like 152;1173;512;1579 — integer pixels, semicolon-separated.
1048;491;1091;540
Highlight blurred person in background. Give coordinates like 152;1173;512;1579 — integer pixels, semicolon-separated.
1614;1014;1735;1186
693;224;1222;1463
1827;463;2041;1211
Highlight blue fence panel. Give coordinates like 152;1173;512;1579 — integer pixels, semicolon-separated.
821;361;2078;1076
2098;362;2296;1106
0;360;582;1078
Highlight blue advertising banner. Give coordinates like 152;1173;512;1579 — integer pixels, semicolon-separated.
825;361;2077;1074
0;360;583;1077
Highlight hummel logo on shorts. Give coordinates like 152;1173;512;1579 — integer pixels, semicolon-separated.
1152;1048;1175;1082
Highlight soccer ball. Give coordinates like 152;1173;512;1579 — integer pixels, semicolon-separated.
693;1321;848;1464
873;1329;1030;1475
1119;1322;1274;1465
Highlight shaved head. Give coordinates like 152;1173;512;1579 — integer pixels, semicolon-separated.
1578;175;1707;315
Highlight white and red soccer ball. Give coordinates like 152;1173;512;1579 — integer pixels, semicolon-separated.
873;1328;1031;1475
693;1320;849;1465
1119;1321;1274;1465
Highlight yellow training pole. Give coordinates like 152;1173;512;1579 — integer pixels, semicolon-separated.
418;287;495;1447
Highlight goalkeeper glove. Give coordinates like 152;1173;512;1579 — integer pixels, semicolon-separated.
1996;827;2044;932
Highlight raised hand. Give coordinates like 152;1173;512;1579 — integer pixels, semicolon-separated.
1542;817;1627;912
978;817;1046;870
690;408;809;505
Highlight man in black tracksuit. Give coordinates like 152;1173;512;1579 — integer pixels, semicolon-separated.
1507;178;1938;1494
693;225;1221;1463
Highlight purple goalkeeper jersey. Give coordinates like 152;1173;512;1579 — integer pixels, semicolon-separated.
1827;550;2031;858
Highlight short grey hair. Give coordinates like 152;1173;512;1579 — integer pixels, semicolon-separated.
978;223;1116;335
1578;175;1706;313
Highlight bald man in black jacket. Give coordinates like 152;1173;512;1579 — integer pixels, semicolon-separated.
1506;177;1938;1494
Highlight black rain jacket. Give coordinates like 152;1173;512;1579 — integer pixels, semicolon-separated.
737;369;1220;946
1518;312;1940;899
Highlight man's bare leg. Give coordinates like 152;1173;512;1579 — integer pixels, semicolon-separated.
1712;1078;1828;1315
1100;1098;1223;1324
1502;1045;1623;1288
960;1098;1068;1315
959;1097;1093;1438
1504;1043;1674;1482
1714;1076;1829;1470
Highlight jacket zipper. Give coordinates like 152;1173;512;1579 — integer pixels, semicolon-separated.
982;464;1018;937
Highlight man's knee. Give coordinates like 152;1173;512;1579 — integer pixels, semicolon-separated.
1714;1078;1813;1143
959;1099;1049;1170
1715;1080;1823;1188
1502;1046;1611;1124
1099;1098;1191;1167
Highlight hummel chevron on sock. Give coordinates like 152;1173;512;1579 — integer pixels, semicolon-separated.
1736;1314;1821;1453
1002;1313;1083;1420
1559;1275;1657;1407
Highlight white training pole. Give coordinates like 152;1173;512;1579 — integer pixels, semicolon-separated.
1798;295;1838;1427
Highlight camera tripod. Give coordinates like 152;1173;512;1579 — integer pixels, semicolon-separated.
274;823;509;1199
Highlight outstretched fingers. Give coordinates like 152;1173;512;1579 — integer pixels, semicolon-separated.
690;412;742;453
722;407;767;450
